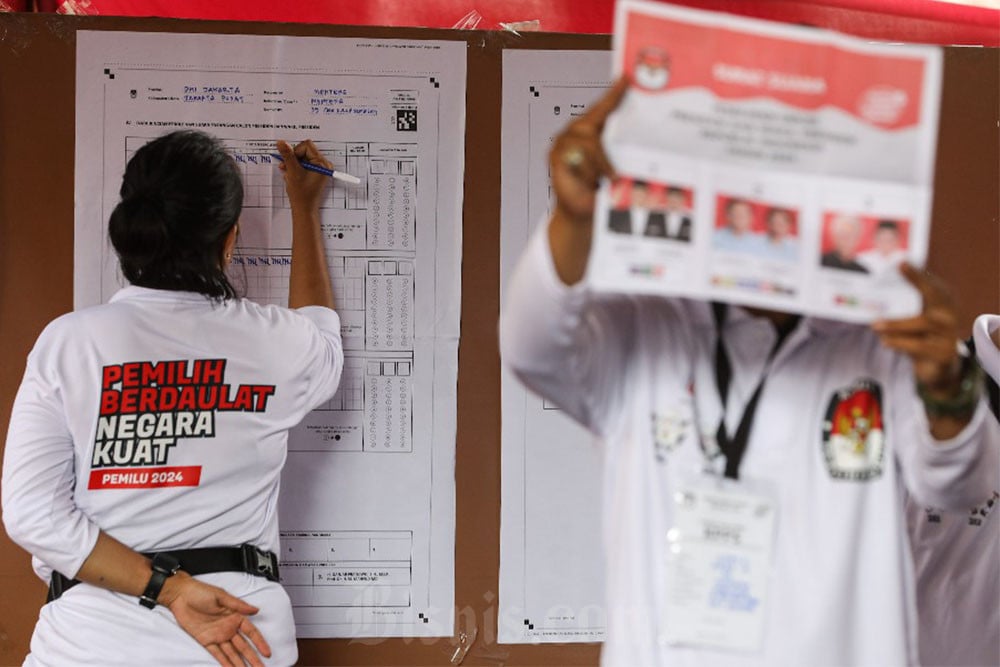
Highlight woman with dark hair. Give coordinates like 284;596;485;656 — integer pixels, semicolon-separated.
2;130;344;666
110;130;248;300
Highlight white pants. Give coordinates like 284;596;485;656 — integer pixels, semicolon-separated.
24;572;297;666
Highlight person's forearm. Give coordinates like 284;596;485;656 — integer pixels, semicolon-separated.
74;531;182;595
548;209;593;286
74;531;271;665
288;204;335;310
919;358;982;441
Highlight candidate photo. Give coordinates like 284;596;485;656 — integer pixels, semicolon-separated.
712;195;800;261
642;184;693;242
606;177;693;242
820;213;910;275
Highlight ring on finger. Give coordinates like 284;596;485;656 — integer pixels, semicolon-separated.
562;148;585;169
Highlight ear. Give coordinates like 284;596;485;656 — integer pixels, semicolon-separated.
222;223;239;265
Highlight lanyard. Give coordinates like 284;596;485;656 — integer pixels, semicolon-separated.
712;302;800;480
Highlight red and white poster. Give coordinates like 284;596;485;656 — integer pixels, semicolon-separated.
589;0;941;322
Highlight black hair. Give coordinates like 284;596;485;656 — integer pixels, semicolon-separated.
875;219;900;234
108;130;242;300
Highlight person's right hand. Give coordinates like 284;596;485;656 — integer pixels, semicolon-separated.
546;79;629;285
160;573;272;667
276;139;332;212
548;78;628;226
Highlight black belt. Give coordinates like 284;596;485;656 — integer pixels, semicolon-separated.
47;544;280;603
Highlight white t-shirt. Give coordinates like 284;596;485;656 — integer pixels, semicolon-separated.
907;490;999;667
499;224;999;667
973;314;1000;385
2;286;344;666
905;313;1000;667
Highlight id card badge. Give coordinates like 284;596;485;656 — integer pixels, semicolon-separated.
662;476;777;653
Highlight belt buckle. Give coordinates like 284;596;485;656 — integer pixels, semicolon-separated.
241;544;280;582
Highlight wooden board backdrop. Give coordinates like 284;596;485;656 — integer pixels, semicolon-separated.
0;13;996;666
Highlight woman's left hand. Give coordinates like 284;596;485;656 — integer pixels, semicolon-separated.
161;573;272;667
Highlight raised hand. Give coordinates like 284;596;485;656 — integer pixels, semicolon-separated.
873;263;962;394
549;78;628;225
547;78;629;285
276;139;332;212
872;263;981;440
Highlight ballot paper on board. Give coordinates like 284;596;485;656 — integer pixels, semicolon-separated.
75;30;464;640
589;0;942;323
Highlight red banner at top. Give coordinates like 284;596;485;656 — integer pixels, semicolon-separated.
23;0;1000;47
622;10;927;131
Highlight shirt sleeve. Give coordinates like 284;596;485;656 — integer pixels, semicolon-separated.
289;305;345;417
499;221;641;436
895;360;1000;511
973;314;1000;385
2;347;101;579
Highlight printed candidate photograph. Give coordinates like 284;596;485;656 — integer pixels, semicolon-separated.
819;213;910;275
606;176;694;242
712;194;800;262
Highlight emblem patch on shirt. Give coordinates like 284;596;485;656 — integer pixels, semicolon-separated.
821;378;885;481
651;406;691;462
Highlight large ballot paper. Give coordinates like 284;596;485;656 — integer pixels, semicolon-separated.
75;31;464;639
590;0;942;322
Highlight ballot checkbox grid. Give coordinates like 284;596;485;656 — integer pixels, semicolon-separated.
279;530;413;609
230;254;367;314
123;138;420;215
317;357;364;412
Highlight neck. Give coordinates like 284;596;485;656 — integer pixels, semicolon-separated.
744;307;798;331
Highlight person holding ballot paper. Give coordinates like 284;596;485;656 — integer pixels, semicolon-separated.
499;79;999;666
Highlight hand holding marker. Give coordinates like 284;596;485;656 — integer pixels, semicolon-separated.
269;152;361;184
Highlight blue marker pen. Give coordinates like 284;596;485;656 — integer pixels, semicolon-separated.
269;153;361;185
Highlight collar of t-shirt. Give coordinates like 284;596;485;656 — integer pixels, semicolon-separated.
110;285;214;304
691;302;849;341
712;305;824;438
